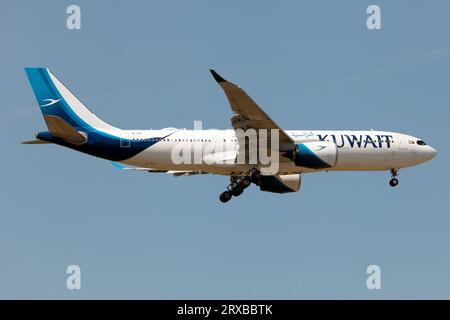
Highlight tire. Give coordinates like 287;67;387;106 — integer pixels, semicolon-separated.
231;186;243;197
219;191;232;203
239;177;251;188
389;178;399;187
251;171;262;186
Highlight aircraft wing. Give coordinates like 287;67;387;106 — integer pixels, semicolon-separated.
210;70;295;152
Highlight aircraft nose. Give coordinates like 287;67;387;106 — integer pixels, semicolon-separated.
429;146;437;159
422;146;437;161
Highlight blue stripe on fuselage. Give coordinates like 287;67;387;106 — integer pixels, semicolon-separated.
37;131;175;161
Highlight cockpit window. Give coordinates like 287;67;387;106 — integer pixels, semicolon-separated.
417;140;427;146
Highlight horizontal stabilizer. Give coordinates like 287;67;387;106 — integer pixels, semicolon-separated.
43;115;87;145
21;139;51;144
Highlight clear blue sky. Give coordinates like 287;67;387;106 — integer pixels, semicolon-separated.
1;0;449;299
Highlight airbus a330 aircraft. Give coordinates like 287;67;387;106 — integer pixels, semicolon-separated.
23;68;436;202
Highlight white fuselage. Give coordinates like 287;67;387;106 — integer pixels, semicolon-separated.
24;67;437;200
114;129;436;176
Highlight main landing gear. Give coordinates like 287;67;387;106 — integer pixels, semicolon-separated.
219;170;258;203
389;168;399;187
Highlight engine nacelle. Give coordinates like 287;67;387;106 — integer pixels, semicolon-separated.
259;174;301;193
292;141;337;169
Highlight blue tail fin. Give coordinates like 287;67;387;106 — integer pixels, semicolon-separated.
24;67;116;131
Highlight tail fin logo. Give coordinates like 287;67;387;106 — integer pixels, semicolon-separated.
40;98;62;107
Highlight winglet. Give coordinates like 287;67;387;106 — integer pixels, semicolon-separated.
209;69;226;83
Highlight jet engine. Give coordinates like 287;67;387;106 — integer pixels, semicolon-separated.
259;174;301;193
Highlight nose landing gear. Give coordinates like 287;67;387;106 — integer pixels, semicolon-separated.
389;169;399;187
389;178;399;187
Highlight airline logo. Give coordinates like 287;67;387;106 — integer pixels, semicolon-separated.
318;134;394;148
40;98;62;107
291;132;315;139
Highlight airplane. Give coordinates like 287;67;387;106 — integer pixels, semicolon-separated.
23;67;437;203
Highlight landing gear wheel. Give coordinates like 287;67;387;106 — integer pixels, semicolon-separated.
250;170;262;186
239;177;251;189
389;178;399;187
219;191;232;203
231;186;244;197
222;173;253;203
